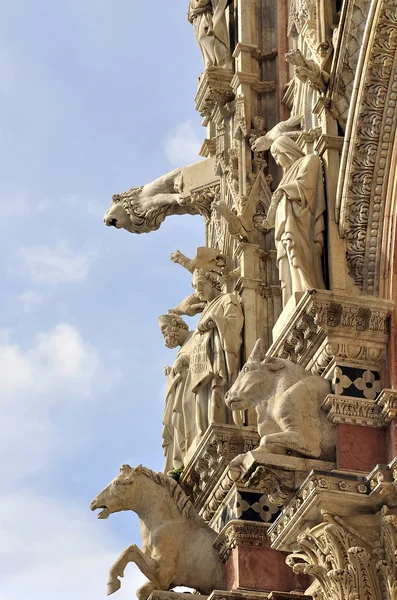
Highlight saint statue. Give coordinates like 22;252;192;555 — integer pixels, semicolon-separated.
188;0;232;69
158;313;195;473
189;269;244;440
262;136;326;306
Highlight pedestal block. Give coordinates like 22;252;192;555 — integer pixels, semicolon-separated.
215;521;309;594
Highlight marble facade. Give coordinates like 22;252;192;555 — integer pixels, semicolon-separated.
92;0;397;598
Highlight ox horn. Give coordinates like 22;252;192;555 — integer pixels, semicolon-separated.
249;338;266;362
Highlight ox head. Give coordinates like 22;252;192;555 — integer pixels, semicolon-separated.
103;196;133;231
90;464;143;519
225;339;285;411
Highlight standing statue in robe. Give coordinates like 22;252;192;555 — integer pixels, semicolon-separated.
260;136;326;306
158;313;195;473
188;0;232;69
188;268;244;441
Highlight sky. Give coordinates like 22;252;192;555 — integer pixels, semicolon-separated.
0;2;206;598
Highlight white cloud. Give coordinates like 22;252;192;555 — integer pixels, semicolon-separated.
0;323;101;397
18;241;97;284
0;490;146;600
16;289;45;312
0;324;106;481
164;121;203;166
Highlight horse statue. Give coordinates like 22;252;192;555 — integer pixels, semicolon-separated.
103;168;200;234
90;464;225;599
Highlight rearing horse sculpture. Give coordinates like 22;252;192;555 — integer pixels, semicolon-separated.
90;464;225;599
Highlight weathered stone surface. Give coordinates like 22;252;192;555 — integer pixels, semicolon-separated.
90;465;224;599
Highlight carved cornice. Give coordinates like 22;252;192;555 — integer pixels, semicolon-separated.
195;68;235;121
209;591;308;600
214;519;270;562
338;0;397;293
270;459;397;552
323;389;397;426
268;291;393;377
180;425;259;512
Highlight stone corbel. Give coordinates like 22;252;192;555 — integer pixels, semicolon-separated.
195;68;235;123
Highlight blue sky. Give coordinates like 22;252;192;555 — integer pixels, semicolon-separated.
0;3;206;598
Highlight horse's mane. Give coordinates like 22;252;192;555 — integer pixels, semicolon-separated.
139;466;198;519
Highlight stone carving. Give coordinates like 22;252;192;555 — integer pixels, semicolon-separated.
158;313;195;472
260;136;326;306
251;115;303;153
104;168;198;234
90;464;225;598
225;339;335;460
246;466;295;506
337;0;397;293
171;247;226;275
189;268;244;438
188;0;232;70
286;49;330;94
286;509;397;600
330;0;371;130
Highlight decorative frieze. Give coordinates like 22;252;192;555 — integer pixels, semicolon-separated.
214;520;270;562
180;425;259;511
268;291;393;388
337;0;397;292
269;459;397;552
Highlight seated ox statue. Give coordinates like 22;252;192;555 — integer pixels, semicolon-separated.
90;464;224;599
103;168;199;234
225;339;335;462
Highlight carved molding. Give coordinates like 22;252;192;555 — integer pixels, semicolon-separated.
270;459;397;552
245;466;295;506
195;68;235;121
214;520;270;562
180;425;259;512
338;0;397;293
188;184;221;223
268;291;393;380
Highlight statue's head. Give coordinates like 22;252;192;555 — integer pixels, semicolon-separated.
225;339;286;411
90;464;143;518
191;268;221;302
270;135;305;170
158;312;189;349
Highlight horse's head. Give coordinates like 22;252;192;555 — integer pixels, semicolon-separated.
90;464;143;519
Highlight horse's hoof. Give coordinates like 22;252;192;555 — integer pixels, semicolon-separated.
107;578;121;595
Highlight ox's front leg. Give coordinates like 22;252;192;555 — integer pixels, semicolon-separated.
108;544;161;596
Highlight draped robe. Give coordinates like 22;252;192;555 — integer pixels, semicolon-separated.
188;0;231;69
187;292;243;445
267;153;326;305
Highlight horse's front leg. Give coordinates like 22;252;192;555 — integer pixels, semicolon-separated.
107;544;161;596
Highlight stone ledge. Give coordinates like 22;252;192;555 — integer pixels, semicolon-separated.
323;389;397;427
267;290;393;383
269;459;397;552
180;425;259;512
149;594;207;600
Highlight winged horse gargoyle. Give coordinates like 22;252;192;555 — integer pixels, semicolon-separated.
90;464;225;599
